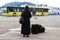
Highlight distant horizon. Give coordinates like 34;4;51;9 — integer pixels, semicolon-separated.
0;0;60;8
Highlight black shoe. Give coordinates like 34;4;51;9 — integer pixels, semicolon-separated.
26;35;29;37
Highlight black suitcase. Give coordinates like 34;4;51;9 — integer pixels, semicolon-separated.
39;25;45;33
31;24;40;34
31;24;45;34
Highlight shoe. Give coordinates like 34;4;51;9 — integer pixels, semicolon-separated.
26;35;29;37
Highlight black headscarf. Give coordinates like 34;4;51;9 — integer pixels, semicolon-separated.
24;6;29;10
21;6;31;19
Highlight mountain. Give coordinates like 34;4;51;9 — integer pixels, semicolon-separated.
4;2;36;6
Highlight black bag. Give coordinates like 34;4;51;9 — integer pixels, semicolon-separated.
31;24;45;34
39;25;45;33
31;24;40;34
19;17;24;24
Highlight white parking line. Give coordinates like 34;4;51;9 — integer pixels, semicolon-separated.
9;28;21;31
9;27;60;31
45;27;60;30
0;31;12;37
0;28;21;37
0;27;60;38
10;30;20;33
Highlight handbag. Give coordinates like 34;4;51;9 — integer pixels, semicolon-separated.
19;17;24;24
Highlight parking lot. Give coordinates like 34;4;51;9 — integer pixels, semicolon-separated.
0;15;60;40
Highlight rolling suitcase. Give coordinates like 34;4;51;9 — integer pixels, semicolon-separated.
31;24;40;34
31;24;45;34
39;25;45;33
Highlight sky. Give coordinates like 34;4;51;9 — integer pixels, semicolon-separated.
0;0;60;8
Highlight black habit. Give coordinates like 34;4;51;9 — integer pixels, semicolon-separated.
21;6;32;35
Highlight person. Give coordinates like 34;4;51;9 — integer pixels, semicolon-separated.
21;6;32;37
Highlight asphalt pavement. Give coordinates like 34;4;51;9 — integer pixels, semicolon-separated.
0;15;60;40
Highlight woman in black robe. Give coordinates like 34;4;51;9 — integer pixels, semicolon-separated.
21;6;32;37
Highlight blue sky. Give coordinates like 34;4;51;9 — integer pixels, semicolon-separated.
0;0;60;8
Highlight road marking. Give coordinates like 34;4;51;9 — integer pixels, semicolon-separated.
45;27;60;30
9;27;60;31
0;27;60;37
0;31;12;37
9;28;21;31
0;31;20;37
10;31;20;33
0;28;21;37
